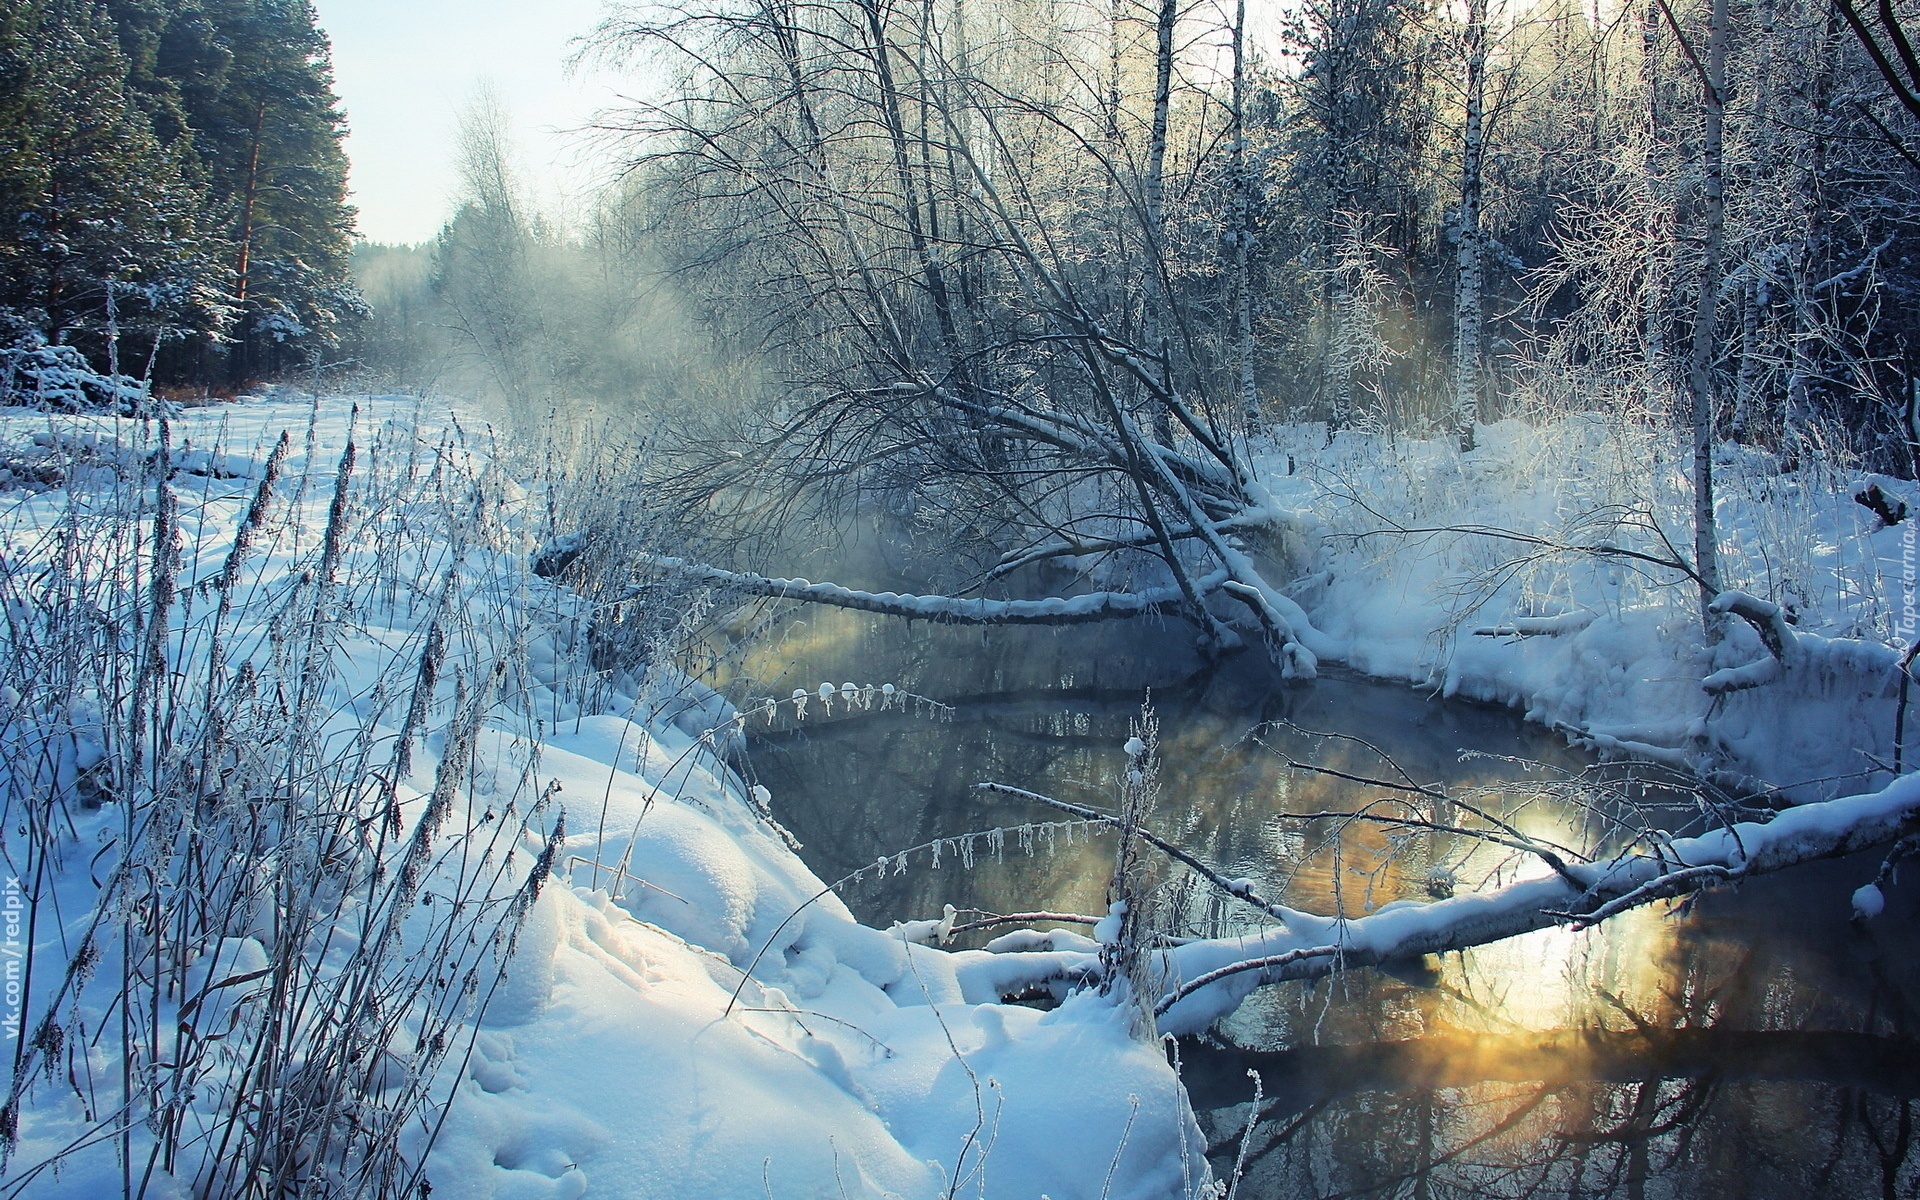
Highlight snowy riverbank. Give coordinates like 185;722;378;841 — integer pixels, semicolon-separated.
6;393;1917;1199
0;393;1205;1199
1257;416;1914;798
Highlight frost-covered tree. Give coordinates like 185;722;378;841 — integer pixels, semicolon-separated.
1449;0;1488;452
187;0;359;380
583;0;1362;670
0;0;358;388
1276;0;1432;430
0;0;222;358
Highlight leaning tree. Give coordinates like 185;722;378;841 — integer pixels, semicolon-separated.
593;0;1335;675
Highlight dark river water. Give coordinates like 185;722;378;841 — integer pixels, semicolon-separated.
709;596;1920;1199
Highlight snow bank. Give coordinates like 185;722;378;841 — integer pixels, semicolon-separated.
442;709;1204;1198
0;394;1209;1200
1256;416;1913;797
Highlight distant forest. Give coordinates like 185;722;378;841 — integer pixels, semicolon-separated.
0;0;356;387
7;0;1920;473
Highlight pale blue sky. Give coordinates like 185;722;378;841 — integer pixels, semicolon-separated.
312;0;626;244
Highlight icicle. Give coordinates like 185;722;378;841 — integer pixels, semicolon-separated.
960;835;976;870
987;827;1005;862
791;688;808;720
930;839;943;869
891;852;909;876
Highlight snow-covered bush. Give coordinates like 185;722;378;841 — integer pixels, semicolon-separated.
0;338;151;414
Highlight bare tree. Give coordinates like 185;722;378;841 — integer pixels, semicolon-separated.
592;0;1333;672
1677;0;1731;626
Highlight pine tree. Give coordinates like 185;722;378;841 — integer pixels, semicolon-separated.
1280;0;1432;431
184;0;359;380
0;0;220;359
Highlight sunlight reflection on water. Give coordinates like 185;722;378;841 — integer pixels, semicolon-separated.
718;599;1920;1198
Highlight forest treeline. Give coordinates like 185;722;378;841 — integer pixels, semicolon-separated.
375;0;1920;495
7;0;1913;478
0;0;356;388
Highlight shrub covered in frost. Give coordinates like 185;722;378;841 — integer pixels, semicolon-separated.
0;337;150;414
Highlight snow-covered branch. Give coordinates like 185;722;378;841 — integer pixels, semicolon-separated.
1704;589;1902;694
632;554;1228;625
973;781;1292;920
1150;770;1920;1033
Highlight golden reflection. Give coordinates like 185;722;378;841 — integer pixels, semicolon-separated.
721;601;1920;1197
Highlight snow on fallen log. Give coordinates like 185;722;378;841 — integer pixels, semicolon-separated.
633;553;1228;625
1702;654;1784;694
1150;769;1920;1034
1709;589;1798;659
1471;610;1598;638
1704;589;1902;695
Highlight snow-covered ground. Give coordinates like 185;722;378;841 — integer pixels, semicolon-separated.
0;393;1204;1199
5;394;1916;1199
1257;416;1914;798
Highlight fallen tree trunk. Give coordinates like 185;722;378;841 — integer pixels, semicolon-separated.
632;553;1229;626
1152;768;1920;1032
928;770;1920;1035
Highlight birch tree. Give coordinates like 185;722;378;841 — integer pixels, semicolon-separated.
1451;0;1488;452
1681;0;1730;624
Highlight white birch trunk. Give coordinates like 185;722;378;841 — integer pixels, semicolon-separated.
1687;0;1730;624
1452;0;1488;453
1230;0;1258;427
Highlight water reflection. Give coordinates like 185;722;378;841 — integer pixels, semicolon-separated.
1189;861;1920;1198
719;602;1920;1198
